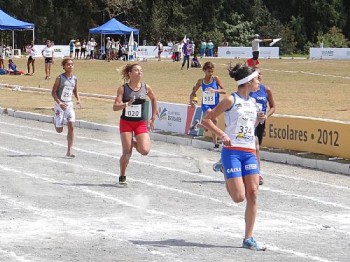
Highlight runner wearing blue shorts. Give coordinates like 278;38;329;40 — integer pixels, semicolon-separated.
202;63;267;251
190;61;225;150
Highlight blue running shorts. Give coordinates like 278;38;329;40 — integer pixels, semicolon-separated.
221;147;259;179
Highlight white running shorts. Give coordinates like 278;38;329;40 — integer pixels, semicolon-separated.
54;102;75;128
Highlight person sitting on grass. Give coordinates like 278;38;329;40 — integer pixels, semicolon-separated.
7;59;24;75
191;53;201;68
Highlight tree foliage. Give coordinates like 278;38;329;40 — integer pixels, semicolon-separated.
1;0;349;54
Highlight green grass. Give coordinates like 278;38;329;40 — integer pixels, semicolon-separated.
1;57;350;124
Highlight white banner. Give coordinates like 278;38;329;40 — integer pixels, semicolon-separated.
309;48;350;60
152;101;188;134
137;46;174;58
218;47;279;58
34;45;70;58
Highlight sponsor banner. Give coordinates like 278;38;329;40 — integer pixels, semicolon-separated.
152;102;188;134
185;105;204;136
34;45;70;58
218;47;279;58
262;115;350;159
310;48;350;59
215;113;350;159
137;46;174;58
147;101;204;135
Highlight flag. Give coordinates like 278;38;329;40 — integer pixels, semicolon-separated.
128;31;134;60
269;38;282;46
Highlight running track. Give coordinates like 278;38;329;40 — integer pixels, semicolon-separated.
0;115;349;262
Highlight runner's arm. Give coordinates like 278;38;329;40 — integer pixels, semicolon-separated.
189;79;201;104
146;85;157;131
266;85;276;118
214;76;226;94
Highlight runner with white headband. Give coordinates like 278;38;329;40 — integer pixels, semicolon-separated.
202;63;267;251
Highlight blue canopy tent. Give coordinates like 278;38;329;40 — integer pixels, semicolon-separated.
89;18;139;35
0;9;35;50
89;18;139;58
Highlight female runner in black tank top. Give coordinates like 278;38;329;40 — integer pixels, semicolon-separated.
113;64;157;184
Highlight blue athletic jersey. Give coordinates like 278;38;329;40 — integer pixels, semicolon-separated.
249;84;268;114
201;77;220;113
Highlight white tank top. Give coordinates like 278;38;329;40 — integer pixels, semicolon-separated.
224;93;258;150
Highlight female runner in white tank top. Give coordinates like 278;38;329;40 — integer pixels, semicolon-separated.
202;63;267;251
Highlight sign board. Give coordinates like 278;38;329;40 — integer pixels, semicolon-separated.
218;47;279;59
310;48;350;60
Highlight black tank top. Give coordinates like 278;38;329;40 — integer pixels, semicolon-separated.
121;83;148;121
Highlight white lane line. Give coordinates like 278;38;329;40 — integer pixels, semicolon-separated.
0;131;215;180
0;249;31;262
2;145;350;237
262;171;350;191
2;131;349;211
0;121;181;157
3;120;348;191
217;63;350;80
0;163;335;262
260;186;350;210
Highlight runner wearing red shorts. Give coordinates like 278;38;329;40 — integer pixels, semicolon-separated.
113;63;157;184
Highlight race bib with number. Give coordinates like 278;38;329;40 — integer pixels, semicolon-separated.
60;85;73;102
203;91;215;105
256;103;263;112
125;104;142;118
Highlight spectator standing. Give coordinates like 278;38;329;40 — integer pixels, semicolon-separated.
105;37;112;62
41;39;54;80
26;41;36;75
200;40;206;58
87;38;96;59
69;39;75;59
80;40;87;59
251;34;272;67
206;40;214;57
74;39;81;59
154;40;164;61
174;41;181;62
191;41;196;55
133;41;138;59
181;39;192;70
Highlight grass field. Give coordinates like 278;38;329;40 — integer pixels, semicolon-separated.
1;57;349;125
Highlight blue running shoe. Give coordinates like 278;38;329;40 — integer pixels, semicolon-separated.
212;160;223;173
242;237;266;251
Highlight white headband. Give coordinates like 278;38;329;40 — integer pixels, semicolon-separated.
237;71;259;86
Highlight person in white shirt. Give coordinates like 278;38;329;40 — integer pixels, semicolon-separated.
251;34;272;67
26;41;36;75
41;39;54;80
87;38;96;59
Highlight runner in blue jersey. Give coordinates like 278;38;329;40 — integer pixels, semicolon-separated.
249;68;276;185
190;61;225;150
202;63;267;251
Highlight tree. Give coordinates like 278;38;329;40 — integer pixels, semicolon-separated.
317;26;349;48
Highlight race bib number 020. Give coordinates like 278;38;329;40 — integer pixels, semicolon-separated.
125;104;142;118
